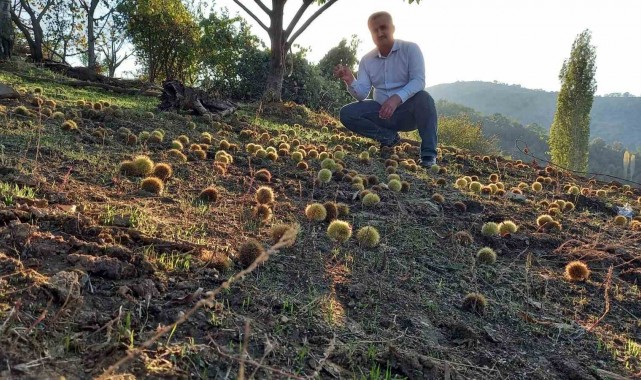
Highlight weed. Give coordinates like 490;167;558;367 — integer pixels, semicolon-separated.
0;181;36;205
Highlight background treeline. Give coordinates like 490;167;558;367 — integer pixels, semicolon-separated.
6;0;357;113
437;100;641;185
428;81;641;150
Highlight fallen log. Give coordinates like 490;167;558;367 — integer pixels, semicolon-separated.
158;80;237;116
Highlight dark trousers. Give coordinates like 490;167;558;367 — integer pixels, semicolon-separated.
339;90;438;159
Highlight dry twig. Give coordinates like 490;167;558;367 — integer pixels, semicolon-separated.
97;226;299;378
587;266;613;332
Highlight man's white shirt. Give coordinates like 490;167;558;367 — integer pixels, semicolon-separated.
347;39;426;105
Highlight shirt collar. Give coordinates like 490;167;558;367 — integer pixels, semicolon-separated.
377;40;400;58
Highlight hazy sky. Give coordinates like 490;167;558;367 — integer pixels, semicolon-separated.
210;0;641;96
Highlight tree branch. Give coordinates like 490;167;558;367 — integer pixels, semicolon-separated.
252;0;271;16
232;0;269;33
36;0;57;22
10;7;35;47
284;0;313;39
287;0;339;46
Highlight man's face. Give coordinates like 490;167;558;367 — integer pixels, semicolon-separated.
368;16;395;51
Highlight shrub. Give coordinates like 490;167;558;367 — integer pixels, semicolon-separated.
327;220;352;243
414;115;498;155
238;239;265;268
469;181;482;192
477;247;497;264
255;186;274;204
401;181;410;192
531;182;543;192
455;178;468;188
141;177;164;194
565;261;590;281
356;226;380;248
305;203;327;222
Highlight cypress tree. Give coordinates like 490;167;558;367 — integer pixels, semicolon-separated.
549;30;597;172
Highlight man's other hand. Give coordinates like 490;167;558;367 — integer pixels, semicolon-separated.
333;64;354;84
379;95;402;119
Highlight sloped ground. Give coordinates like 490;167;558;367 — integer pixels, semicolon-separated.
1;62;640;379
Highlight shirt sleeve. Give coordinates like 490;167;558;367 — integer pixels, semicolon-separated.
394;43;426;103
347;58;372;101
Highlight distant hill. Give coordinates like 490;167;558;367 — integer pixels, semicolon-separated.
427;81;641;150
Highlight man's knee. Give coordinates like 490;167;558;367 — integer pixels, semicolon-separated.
339;103;359;129
411;90;432;105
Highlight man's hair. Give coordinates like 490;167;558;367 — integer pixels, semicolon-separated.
368;11;393;26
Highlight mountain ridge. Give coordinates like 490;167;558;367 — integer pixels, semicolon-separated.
427;81;641;150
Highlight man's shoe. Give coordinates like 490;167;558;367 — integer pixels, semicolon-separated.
380;136;401;158
419;156;437;168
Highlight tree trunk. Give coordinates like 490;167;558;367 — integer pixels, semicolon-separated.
10;0;46;62
0;0;12;60
158;80;238;117
263;1;287;102
32;21;44;62
86;0;99;70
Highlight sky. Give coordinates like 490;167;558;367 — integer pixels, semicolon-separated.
203;0;641;96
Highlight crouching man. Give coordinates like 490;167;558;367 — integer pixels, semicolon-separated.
333;11;438;167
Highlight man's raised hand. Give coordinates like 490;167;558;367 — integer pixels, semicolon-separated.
333;64;354;84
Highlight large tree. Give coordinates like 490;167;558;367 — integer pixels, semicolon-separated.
75;0;119;70
0;0;13;59
97;17;131;77
10;0;60;62
118;0;200;83
549;29;597;172
231;0;421;101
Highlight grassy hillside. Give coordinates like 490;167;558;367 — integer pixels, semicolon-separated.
1;62;641;379
428;81;641;150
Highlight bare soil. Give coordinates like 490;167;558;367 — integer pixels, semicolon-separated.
1;64;640;379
